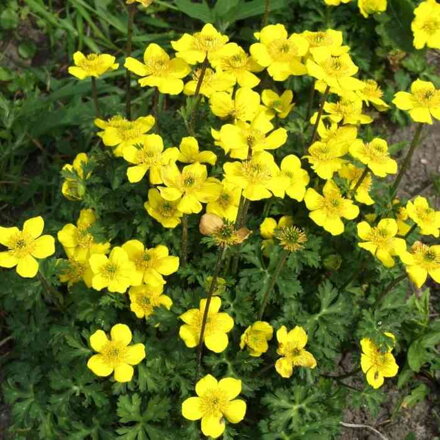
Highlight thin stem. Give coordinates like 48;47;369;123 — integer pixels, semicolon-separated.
181;214;189;267
262;0;271;26
37;271;64;310
189;56;209;134
350;166;370;197
309;85;330;145
322;367;361;380
375;273;407;307
306;81;315;121
125;4;136;120
258;249;288;320
152;87;160;118
236;197;250;229
391;123;424;196
91;77;101;118
0;335;13;348
196;246;227;378
339;422;389;440
403;223;417;238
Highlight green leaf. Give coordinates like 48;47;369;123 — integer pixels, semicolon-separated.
234;0;288;20
0;8;19;29
174;0;213;23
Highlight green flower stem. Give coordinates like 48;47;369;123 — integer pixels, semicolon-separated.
189;55;209;134
258;249;289;320
350;166;370;197
196;246;227;378
37;271;64;311
391;123;424;196
306;81;316;121
263;0;271;26
125;3;136;120
236;197;250;229
375;273;407;307
309;85;330;145
91;77;101;118
181;214;189;267
403;223;417;238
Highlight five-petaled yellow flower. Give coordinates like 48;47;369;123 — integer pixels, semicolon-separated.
144;188;183;228
262;89;294;119
358;0;387;18
206;182;241;221
400;241;440;288
357;219;406;267
177;136;217;165
159;162;222;214
68;52;118;79
179;296;234;353
305;140;346;180
406;196;440;238
349;138;397;177
95;115;155;157
125;43;190;95
250;24;308;81
122;240;179;286
411;0;440;50
278;155;310;201
0;216;55;278
393;80;440;124
181;374;246;438
240;321;273;357
184;67;235;97
304;180;359;235
360;333;398;389
128;284;172;318
123;135;179;184
275;325;317;378
87;323;145;383
89;247;138;293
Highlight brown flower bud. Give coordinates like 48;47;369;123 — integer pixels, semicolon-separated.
199;214;224;236
235;227;251;244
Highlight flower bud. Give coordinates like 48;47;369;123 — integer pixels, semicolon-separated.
199;213;224;236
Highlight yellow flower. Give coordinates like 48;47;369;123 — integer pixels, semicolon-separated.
125;43;190;95
126;0;153;6
58;257;93;288
89;247;138;293
206;182;241;221
159;162;222;214
355;79;389;111
57;209;110;261
171;23;232;65
240;321;273;357
322;98;373;125
184;67;235;97
306;46;362;94
349;138;397;177
357;219;407;267
323;0;352;5
94;115;155;157
122;240;179;286
214;113;287;160
317;123;358;152
400;242;440;288
210;43;262;88
338;164;374;205
87;323;145;383
411;0;440;49
279;155;310;201
406;196;440;237
395;205;412;236
360;334;398;389
61;153;90;201
209;87;261;122
181;374;246;439
223;151;285;201
144;188;183;228
304;180;359;235
260;216;293;239
261;89;294;119
275;326;317;378
304;140;346;180
68;52;118;79
123;135;179;184
128;284;172;318
301;29;343;52
179;297;234;353
177;136;217;165
250;24;308;81
393;79;440;124
0;216;55;278
358;0;387;17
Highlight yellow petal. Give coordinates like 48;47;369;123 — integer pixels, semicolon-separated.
90;330;109;352
110;324;132;345
182;397;203;421
366;367;384;389
87;354;113;377
125;344;146;365
218;378;242;400
0;251;18;268
114;363;134;382
16;254;39;278
23;216;44;239
275;357;293;378
201;415;225;439
223;399;246;424
179;324;198;348
0;226;19;246
205;332;228;353
287;326;308;349
195;374;218;396
31;235;55;259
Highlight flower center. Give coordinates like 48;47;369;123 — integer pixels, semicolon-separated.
101;341;127;366
103;262;119;280
200;390;228;417
421;18;440;34
160;202;176;217
9;232;35;258
242;161;272;184
268;39;295;61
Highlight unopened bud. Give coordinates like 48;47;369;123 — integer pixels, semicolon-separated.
199;213;224;236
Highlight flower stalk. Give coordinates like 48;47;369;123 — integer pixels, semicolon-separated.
189;55;209;134
375;273;408;307
181;214;189;267
391;123;424;196
263;0;271;26
196;246;227;377
125;3;136;120
258;249;288;320
350;166;370;197
309;85;330;145
91;77;101;118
